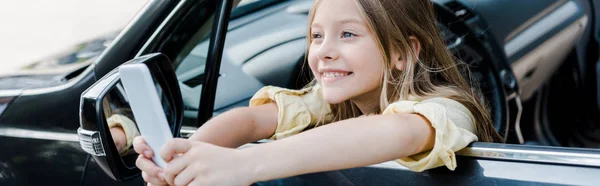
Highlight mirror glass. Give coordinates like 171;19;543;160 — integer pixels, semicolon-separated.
101;75;176;168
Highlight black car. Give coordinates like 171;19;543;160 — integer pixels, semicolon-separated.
1;0;600;185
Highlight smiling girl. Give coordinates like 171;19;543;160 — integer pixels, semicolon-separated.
133;0;503;185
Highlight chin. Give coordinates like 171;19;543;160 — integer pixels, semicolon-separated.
322;90;352;104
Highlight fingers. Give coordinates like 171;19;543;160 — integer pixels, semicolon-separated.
163;153;190;185
160;138;192;162
133;136;153;158
172;165;196;186
136;155;162;179
160;138;193;185
137;155;168;185
142;171;167;186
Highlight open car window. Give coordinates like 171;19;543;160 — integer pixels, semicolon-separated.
166;1;600;180
173;0;291;127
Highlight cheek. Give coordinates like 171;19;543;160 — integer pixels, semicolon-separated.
307;51;320;79
347;45;384;78
344;46;385;96
355;64;383;91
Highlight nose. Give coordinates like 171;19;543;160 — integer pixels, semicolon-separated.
316;38;339;61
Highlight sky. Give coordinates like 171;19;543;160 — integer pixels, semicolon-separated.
0;0;147;74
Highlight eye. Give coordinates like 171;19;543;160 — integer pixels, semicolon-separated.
342;31;356;38
311;33;323;39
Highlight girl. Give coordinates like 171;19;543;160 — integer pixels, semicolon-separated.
133;0;503;185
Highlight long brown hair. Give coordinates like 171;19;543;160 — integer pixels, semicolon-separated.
306;0;503;143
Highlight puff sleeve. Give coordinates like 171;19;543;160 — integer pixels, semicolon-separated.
249;85;332;140
107;114;140;154
382;97;478;172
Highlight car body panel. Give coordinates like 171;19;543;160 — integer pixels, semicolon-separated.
1;0;600;185
0;0;179;185
234;140;600;186
0;71;94;185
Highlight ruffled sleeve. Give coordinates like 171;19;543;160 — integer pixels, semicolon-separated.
107;114;140;154
382;97;478;172
249;85;332;140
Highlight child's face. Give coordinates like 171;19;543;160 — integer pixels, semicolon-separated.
308;0;384;104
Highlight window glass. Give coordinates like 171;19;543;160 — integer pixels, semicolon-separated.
173;0;295;128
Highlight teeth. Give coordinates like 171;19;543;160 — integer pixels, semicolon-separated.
322;72;349;78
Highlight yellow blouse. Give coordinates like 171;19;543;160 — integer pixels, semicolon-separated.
107;114;140;155
249;85;478;172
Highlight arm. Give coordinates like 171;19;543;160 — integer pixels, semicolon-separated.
107;114;140;154
110;127;127;152
243;113;435;182
188;102;279;148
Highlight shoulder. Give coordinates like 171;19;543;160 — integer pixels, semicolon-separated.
384;97;475;132
390;96;479;172
419;97;475;129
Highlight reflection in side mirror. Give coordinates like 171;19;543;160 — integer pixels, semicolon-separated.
77;53;184;181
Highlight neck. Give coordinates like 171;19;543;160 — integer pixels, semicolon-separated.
350;86;382;115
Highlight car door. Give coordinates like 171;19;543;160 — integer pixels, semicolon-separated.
78;0;600;185
243;142;600;185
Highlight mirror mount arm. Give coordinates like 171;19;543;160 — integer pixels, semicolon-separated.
196;0;234;127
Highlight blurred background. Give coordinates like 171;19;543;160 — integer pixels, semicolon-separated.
0;0;147;75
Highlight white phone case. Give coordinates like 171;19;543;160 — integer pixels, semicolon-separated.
119;64;173;168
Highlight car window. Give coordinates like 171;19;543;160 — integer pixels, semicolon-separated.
173;0;291;127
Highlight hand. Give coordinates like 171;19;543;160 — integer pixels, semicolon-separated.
109;127;127;152
133;136;168;185
160;138;255;186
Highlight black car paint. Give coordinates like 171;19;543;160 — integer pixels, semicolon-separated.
197;0;235;125
0;0;599;185
0;0;179;185
0;71;95;185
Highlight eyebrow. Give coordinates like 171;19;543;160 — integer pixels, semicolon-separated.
339;18;363;25
311;18;364;28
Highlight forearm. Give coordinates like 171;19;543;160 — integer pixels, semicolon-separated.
189;103;277;148
188;108;256;148
243;114;434;182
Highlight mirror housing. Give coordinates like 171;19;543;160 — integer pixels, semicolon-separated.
77;53;184;181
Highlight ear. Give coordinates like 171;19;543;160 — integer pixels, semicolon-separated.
391;36;422;71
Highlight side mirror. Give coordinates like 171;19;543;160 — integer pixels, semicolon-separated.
77;53;184;181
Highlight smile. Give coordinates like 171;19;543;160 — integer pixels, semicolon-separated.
322;72;353;78
321;71;353;84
